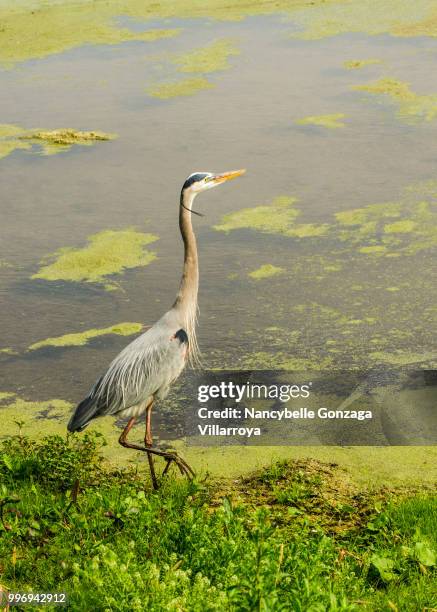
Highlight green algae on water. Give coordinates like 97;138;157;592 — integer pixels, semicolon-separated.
215;195;330;238
290;0;437;40
215;196;299;234
335;187;437;256
0;124;25;138
23;129;114;145
288;223;330;237
172;39;239;74
0;139;31;160
241;352;333;370
0;391;16;402
344;59;382;69
32;229;159;288
0;395;73;440
148;40;238;99
393;9;437;37
370;351;437;367
358;245;387;255
28;322;144;351
0;392;133;458
0;124;116;161
353;78;437;123
0;348;18;355
249;264;285;280
296;113;346;129
384;220;417;234
20;129;117;155
216;180;437;257
147;77;214;99
2;392;436;484
0;1;180;67
2;0;437;68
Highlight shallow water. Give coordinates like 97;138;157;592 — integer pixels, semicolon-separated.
0;5;436;472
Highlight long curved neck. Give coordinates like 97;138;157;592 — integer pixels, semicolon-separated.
172;189;199;360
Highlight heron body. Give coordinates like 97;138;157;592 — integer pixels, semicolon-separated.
68;313;189;430
67;169;245;488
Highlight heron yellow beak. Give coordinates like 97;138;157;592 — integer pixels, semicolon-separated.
209;169;246;185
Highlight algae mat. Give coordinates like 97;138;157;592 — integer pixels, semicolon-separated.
0;125;116;160
32;229;159;291
1;392;435;487
2;1;437;66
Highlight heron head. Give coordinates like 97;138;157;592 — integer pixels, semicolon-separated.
182;169;246;195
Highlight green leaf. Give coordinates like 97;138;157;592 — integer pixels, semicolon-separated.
370;554;397;582
222;497;233;523
414;541;436;567
2;454;13;471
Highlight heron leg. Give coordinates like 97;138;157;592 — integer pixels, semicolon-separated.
144;401;158;490
118;415;158;489
118;416;138;447
145;400;154;447
144;401;193;479
118;416;195;482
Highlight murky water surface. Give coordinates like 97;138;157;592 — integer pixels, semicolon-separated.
0;3;436;467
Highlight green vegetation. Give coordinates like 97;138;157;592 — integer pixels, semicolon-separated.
215;181;437;257
344;58;382;69
290;0;437;40
149;39;240;99
0;433;435;610
214;195;329;238
0;1;180;67
336;194;437;256
0;348;17;355
214;196;328;238
249;264;285;280
147;77;214;99
1;391;436;484
0;125;116;161
369;350;437;367
296;113;346;128
214;196;300;235
21;129;117;156
172;39;239;74
0;124;29;163
2;1;437;67
32;229;159;290
0;139;31;160
353;78;437;123
28;322;144;351
0;392;16;402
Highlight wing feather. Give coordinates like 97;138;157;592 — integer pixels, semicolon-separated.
68;319;187;431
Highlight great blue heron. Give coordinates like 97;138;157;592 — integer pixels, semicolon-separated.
67;169;246;489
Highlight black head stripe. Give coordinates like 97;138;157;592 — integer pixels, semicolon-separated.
174;329;189;345
182;173;209;190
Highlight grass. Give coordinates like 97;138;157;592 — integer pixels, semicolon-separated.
0;433;435;610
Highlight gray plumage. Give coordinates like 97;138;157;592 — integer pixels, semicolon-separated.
68;311;189;432
67;169;245;439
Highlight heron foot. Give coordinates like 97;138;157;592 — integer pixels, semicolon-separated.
118;434;194;483
160;451;195;480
